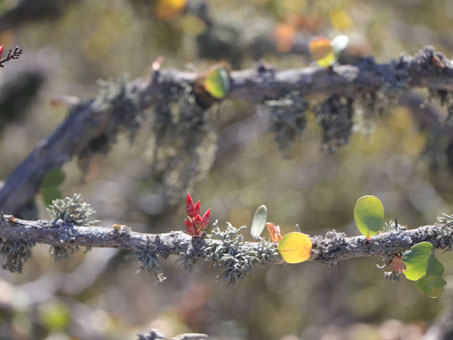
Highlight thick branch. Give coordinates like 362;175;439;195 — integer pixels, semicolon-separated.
0;215;450;264
0;46;452;214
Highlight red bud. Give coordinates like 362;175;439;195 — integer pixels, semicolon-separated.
0;45;3;59
193;201;201;216
186;194;201;218
185;218;198;236
193;214;203;229
200;209;211;229
184;194;210;236
186;194;194;214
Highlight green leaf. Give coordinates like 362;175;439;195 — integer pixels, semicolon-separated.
402;242;433;281
40;168;65;188
415;264;446;298
403;242;446;298
203;65;230;99
353;195;384;239
42;187;63;207
250;205;267;239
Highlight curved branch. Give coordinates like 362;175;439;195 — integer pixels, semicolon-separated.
0;0;78;31
0;46;451;214
0;215;450;265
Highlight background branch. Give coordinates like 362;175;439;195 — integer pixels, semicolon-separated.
0;46;451;215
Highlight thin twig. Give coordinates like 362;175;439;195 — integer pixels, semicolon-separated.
0;46;22;67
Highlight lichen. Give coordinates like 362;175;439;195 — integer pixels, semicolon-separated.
177;236;207;272
77;76;144;172
47;193;98;226
311;229;347;265
49;244;78;262
47;194;98;261
314;95;354;152
135;246;166;283
204;223;278;284
260;92;308;155
436;213;453;250
0;239;35;273
147;85;218;204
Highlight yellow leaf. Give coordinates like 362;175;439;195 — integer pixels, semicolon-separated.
309;37;335;68
330;10;352;31
155;0;187;21
278;232;312;264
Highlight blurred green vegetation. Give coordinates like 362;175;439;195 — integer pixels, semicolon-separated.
0;0;452;339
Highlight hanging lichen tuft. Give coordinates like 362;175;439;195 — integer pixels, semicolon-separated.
146;84;218;204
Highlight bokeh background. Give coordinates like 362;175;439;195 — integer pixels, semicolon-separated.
0;0;452;339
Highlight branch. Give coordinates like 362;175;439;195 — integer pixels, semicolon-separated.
0;46;452;214
159;45;453;100
0;214;450;265
137;328;208;340
0;46;23;68
0;0;78;31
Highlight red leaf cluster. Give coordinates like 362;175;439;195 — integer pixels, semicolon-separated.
185;194;211;237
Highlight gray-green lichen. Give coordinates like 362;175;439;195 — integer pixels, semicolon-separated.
177;236;207;272
47;193;98;261
135;246;166;283
147;84;218;204
261;92;308;155
204;223;278;284
436;213;453;250
311;229;347;265
77;76;144;172
0;239;35;273
47;193;98;226
314;95;354;153
49;244;79;262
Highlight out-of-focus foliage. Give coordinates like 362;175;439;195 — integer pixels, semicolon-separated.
0;0;452;339
40;168;65;206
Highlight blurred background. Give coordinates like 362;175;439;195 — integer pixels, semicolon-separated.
0;0;452;339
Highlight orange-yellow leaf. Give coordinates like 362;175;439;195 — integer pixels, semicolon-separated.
155;0;187;21
309;37;335;68
272;23;296;53
266;222;282;244
278;232;312;264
